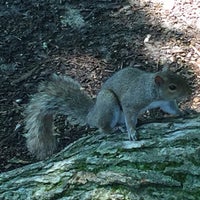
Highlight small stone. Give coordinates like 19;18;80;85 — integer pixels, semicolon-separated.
15;99;22;103
193;97;200;103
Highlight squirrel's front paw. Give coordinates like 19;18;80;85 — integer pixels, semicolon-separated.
127;129;139;141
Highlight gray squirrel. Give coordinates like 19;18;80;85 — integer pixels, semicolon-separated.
25;67;191;159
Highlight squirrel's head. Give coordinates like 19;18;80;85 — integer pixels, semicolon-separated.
154;71;191;100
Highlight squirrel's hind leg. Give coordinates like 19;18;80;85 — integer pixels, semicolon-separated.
87;89;121;134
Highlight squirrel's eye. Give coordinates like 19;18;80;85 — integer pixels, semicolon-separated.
169;84;177;91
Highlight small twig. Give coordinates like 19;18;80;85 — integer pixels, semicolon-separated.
11;66;39;85
191;45;200;57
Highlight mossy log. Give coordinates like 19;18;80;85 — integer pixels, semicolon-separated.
0;114;200;200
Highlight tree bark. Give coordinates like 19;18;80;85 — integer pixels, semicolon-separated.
0;114;200;200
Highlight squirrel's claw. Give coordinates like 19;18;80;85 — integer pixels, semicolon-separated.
128;129;139;141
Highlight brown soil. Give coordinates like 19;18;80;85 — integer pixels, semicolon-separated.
0;0;200;172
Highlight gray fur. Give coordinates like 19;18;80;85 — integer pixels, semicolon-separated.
25;68;191;159
25;74;93;160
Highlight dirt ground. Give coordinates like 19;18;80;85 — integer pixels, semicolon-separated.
0;0;200;172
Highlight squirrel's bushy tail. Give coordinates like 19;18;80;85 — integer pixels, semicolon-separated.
25;74;94;160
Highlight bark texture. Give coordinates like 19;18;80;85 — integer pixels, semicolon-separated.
0;114;200;200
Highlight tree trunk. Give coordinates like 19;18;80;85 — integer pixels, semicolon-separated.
0;114;200;200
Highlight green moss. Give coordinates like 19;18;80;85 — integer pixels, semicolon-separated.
115;161;182;173
171;173;186;183
74;159;88;171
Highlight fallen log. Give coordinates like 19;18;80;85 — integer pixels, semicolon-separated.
0;114;200;199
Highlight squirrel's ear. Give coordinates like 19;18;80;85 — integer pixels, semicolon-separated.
155;75;164;86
